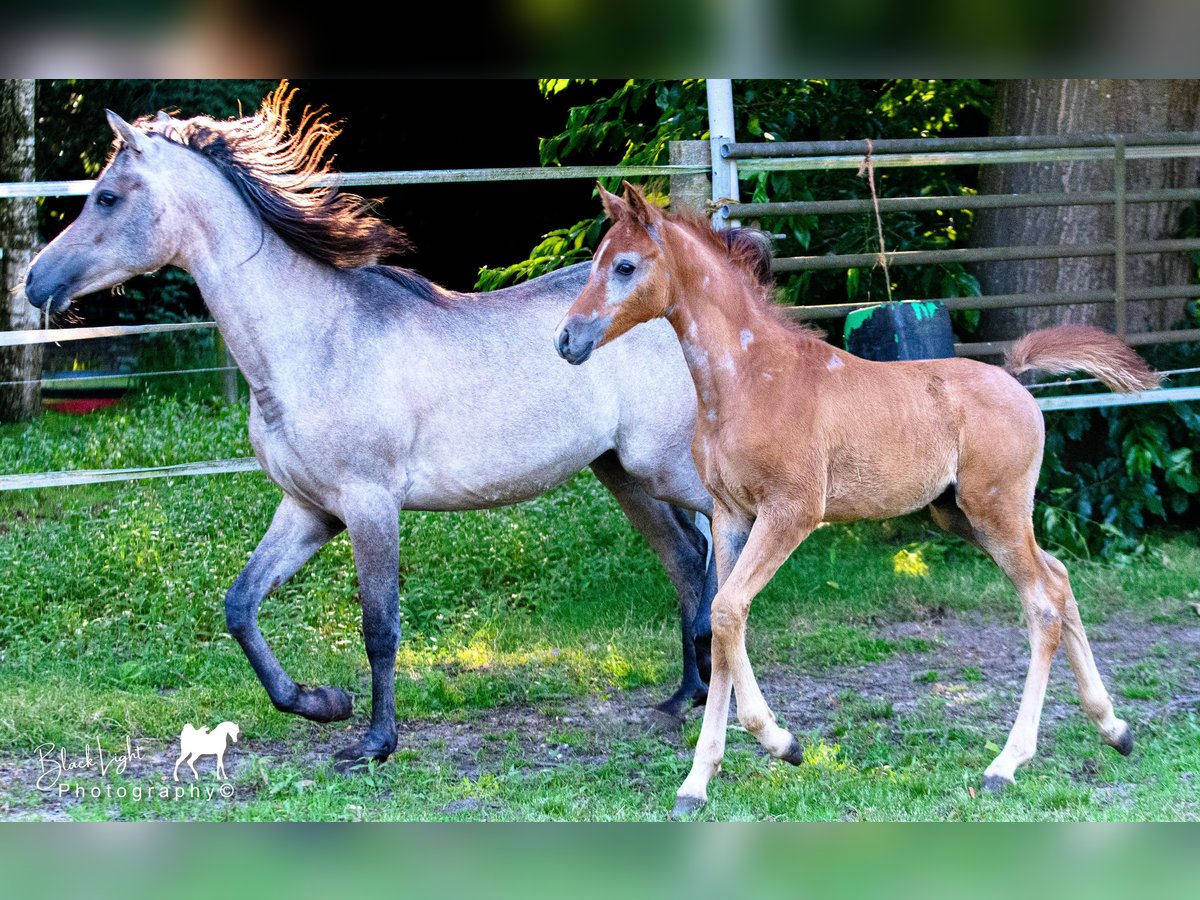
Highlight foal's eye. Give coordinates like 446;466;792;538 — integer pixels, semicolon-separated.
95;191;119;208
615;260;636;276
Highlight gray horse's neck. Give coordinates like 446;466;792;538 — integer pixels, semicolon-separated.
173;168;345;405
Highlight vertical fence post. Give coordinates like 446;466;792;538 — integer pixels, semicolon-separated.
668;140;712;215
1113;134;1128;338
705;79;740;231
214;331;238;404
669;136;716;560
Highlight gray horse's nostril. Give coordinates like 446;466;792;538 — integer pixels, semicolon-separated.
555;327;571;357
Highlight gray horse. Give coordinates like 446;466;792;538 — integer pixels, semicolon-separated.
23;88;714;767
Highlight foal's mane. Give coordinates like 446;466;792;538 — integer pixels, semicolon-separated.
667;210;823;338
126;83;443;304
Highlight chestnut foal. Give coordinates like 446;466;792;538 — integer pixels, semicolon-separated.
555;182;1160;816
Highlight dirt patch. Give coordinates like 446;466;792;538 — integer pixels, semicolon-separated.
4;614;1197;820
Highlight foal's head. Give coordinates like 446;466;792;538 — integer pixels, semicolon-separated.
554;182;675;365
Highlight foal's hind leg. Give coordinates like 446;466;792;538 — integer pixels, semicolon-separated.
960;503;1068;789
590;452;715;720
1042;550;1133;755
226;496;352;723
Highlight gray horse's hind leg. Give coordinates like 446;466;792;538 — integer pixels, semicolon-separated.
332;488;402;770
225;496;353;724
589;452;714;721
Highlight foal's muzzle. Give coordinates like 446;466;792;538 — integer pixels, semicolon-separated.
554;314;610;366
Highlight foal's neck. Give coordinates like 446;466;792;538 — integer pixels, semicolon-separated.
661;228;786;417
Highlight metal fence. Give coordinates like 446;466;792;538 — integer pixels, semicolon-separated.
714;132;1200;355
2;96;1200;492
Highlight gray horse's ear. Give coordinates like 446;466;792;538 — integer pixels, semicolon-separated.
597;181;628;222
105;109;147;154
155;110;172;124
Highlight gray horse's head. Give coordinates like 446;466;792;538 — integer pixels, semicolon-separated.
24;111;185;314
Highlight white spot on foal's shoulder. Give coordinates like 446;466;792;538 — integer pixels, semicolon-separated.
702;275;711;288
720;352;736;374
740;329;754;351
706;408;717;421
826;354;845;371
687;321;698;339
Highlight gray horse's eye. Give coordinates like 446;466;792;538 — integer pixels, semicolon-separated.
96;190;119;208
615;260;636;276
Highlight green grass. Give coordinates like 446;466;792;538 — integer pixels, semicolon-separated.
0;389;1198;821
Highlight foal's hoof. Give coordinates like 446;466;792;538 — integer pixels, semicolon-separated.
982;774;1014;793
1108;724;1135;757
779;738;805;767
294;685;355;723
670;794;706;819
332;734;397;774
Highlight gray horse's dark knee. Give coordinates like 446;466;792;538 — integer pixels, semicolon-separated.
224;581;255;642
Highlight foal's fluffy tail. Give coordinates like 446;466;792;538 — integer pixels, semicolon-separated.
1004;325;1161;393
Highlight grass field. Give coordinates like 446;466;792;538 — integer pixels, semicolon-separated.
0;390;1197;821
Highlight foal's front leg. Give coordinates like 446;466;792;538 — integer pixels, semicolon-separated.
673;507;816;817
333;487;402;769
226;496;352;723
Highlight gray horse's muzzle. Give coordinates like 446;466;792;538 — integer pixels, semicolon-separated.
23;257;76;313
554;314;611;366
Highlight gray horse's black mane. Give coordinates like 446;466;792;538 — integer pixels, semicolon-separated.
129;83;443;306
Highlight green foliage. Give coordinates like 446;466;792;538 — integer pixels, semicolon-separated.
477;79;992;311
1035;319;1200;557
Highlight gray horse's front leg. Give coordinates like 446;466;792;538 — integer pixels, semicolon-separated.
333;488;402;770
225;496;352;723
588;453;714;721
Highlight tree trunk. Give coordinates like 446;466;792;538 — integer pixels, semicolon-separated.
0;79;41;422
974;79;1200;342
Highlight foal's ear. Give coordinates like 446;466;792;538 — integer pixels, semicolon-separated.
105;110;148;154
621;180;662;229
597;181;629;222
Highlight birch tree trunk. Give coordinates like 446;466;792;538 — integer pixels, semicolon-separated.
0;78;42;422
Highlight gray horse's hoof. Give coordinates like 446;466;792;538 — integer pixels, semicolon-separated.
982;774;1013;793
779;738;804;766
294;685;354;723
648;705;686;732
1109;724;1135;756
671;794;706;819
333;732;397;774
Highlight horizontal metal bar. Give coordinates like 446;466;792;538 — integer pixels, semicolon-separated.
727;187;1200;219
0;321;215;347
957;327;1200;358
1124;328;1200;347
785;285;1200;321
0;365;237;389
773;237;1200;272
0;457;261;492
1037;385;1200;411
723;132;1200;159
735;144;1200;174
0;165;709;200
